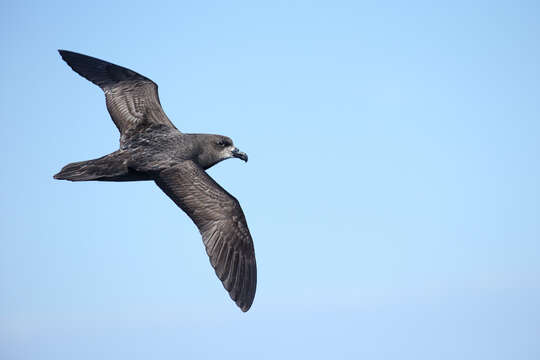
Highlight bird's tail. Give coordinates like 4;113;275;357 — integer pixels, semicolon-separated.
54;151;150;182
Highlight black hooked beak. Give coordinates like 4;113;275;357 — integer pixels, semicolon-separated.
231;147;248;162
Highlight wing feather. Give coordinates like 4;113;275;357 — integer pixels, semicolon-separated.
58;50;176;135
154;161;256;312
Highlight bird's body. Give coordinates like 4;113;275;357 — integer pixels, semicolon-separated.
54;50;256;312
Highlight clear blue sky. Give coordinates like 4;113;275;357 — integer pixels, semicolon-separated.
1;1;539;359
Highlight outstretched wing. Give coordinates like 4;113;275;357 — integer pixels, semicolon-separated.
59;50;176;135
154;161;257;312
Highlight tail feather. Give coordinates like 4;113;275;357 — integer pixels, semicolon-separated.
54;159;113;181
54;160;90;181
54;151;150;182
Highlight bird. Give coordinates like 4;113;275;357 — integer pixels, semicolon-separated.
54;50;256;312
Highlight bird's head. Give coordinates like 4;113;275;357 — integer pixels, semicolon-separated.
194;134;248;169
213;136;248;162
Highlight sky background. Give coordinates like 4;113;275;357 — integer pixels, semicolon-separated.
1;1;539;359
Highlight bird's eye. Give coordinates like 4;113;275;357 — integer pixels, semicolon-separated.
217;140;227;147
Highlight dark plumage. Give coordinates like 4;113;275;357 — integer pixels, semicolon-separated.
54;50;256;312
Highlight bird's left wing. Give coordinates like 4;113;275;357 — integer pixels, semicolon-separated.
58;50;177;135
154;161;257;312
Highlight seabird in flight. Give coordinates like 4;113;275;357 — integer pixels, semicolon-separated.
54;50;256;312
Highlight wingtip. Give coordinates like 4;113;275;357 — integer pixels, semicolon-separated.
58;49;72;64
58;49;88;63
237;297;254;312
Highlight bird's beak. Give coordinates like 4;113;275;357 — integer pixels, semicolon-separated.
231;147;248;162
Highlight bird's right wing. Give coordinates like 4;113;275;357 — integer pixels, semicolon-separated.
154;161;257;312
59;50;177;135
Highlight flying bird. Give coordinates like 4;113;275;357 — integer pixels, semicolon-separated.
54;50;256;312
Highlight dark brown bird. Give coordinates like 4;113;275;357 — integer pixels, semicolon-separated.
54;50;256;312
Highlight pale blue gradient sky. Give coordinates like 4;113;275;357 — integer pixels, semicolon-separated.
1;1;539;359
